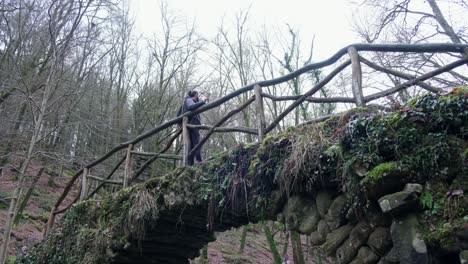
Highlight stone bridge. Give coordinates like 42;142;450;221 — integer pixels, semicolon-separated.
19;91;468;264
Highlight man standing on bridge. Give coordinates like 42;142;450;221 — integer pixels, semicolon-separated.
183;90;209;165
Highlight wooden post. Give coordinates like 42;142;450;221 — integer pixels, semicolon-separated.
347;46;365;106
182;116;191;166
254;84;266;140
80;167;89;201
92;179;98;199
123;144;133;188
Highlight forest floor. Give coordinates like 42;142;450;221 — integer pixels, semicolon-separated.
191;226;324;264
0;159;79;263
0;159;324;264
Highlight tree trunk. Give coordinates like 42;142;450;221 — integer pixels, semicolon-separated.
238;225;248;254
0;103;28;172
290;231;305;264
0;51;56;264
0;115;45;264
13;168;44;225
263;222;282;264
282;231;289;257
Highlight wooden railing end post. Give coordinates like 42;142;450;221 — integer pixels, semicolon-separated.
79;167;89;201
182;117;191;166
347;46;364;107
123;144;134;188
254;84;266;140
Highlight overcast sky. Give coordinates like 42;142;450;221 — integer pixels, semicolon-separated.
131;0;361;61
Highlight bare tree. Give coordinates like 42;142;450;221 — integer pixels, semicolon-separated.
213;9;258;143
0;0;122;261
352;0;467;104
0;0;105;261
253;26;288;131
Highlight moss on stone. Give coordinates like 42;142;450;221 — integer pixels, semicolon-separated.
366;162;399;181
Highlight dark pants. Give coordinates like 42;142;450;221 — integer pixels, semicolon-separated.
188;128;202;165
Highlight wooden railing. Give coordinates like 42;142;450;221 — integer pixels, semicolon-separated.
44;43;468;235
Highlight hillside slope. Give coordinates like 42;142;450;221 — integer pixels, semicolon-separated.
0;161;79;263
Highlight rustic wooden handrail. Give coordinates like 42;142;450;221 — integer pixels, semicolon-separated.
261;93;356;103
86;156;126;199
130;128;182;184
45;43;468;234
51;43;468;174
265;59;351;134
186;124;258;135
359;57;442;93
364;57;468;103
188;43;467;122
87;175;123;185
188;97;256;160
131;152;182;160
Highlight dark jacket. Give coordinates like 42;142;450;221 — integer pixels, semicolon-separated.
184;96;205;125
